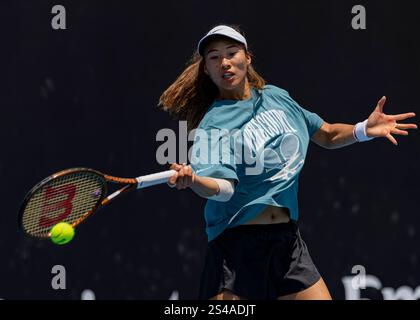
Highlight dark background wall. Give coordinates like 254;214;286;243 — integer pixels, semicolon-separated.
1;0;419;299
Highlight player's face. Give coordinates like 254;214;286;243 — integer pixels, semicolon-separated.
204;38;251;97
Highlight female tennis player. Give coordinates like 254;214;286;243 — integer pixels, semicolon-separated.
159;25;417;300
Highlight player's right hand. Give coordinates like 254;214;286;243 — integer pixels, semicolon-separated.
168;163;195;190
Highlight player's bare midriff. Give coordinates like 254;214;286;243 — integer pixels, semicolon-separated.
244;205;290;225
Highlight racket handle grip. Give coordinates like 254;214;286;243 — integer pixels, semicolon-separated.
136;170;177;189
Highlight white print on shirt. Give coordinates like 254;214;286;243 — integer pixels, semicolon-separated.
243;110;297;154
195;165;216;175
242;110;302;179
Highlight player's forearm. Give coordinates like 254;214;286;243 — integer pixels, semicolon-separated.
190;175;220;198
327;123;358;149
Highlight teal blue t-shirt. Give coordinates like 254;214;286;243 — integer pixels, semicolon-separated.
190;85;324;242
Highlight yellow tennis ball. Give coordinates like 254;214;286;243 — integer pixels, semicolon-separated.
50;222;75;245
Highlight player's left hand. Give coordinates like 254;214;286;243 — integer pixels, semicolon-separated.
366;96;417;145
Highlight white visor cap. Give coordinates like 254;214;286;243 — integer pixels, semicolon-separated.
197;25;248;56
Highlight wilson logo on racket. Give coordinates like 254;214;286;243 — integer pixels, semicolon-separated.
39;184;77;228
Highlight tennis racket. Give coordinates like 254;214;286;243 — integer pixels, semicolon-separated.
18;167;176;240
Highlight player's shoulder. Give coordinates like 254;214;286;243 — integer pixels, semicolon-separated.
261;84;292;100
198;100;243;130
261;84;304;114
261;84;291;103
195;108;223;131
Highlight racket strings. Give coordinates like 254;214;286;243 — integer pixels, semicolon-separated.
22;172;106;238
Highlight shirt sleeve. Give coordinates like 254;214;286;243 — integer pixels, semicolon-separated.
190;123;238;183
296;104;325;137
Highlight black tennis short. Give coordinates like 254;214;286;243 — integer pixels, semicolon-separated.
198;220;321;300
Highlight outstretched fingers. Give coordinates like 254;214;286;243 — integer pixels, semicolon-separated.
376;96;387;113
395;123;418;130
389;112;416;121
391;128;409;136
386;132;398;146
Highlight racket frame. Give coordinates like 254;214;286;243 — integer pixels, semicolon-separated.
18;167;175;239
18;168;136;239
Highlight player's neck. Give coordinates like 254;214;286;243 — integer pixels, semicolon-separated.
217;80;251;101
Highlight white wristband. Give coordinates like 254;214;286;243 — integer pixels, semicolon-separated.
353;119;374;142
207;178;235;202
